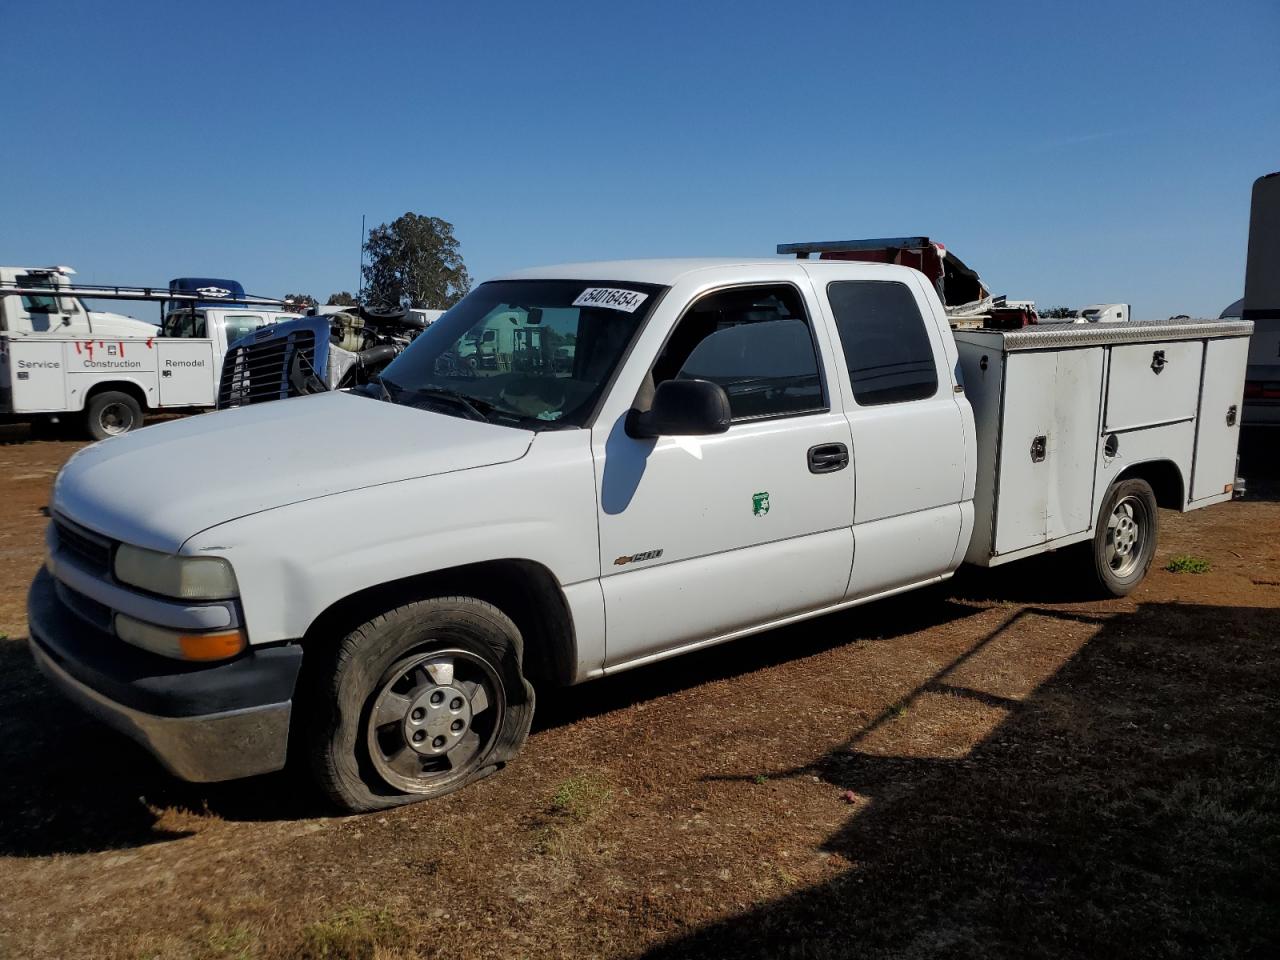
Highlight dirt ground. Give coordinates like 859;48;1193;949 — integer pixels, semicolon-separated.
0;424;1276;960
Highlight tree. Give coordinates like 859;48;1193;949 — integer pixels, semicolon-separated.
362;213;471;310
326;291;357;307
283;293;318;312
1039;305;1075;319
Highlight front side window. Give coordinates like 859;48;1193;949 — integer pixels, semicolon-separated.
222;314;266;345
651;284;824;420
15;275;70;321
827;280;939;405
374;279;665;429
21;294;59;315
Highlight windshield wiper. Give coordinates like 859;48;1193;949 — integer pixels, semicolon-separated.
404;387;493;422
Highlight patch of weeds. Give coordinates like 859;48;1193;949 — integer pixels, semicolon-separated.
753;774;769;785
288;908;406;960
549;773;612;822
533;773;614;857
205;923;257;959
774;865;799;887
1166;554;1211;574
532;822;571;857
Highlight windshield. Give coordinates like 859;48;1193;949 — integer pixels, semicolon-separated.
374;279;666;428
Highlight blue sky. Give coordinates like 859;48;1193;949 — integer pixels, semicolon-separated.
3;0;1277;321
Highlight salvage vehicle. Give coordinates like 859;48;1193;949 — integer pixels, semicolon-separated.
29;256;1251;812
0;268;296;438
217;305;431;407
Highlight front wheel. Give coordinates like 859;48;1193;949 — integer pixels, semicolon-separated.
1089;478;1159;597
303;596;535;813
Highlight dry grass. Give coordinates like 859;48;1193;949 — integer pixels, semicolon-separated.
0;433;1276;959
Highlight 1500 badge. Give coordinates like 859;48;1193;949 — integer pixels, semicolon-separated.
614;549;664;566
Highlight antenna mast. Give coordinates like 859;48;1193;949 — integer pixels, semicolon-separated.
357;214;366;301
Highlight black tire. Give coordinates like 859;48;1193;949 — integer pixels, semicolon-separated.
85;391;143;440
303;596;535;813
1089;478;1159;597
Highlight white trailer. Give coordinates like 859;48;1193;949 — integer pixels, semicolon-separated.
1241;171;1280;426
0;267;296;438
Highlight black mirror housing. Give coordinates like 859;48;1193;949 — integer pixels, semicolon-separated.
626;378;731;439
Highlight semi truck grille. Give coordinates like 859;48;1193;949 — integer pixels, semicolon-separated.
53;519;112;576
218;330;318;408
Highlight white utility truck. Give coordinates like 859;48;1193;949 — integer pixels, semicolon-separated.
29;257;1250;812
0;267;295;438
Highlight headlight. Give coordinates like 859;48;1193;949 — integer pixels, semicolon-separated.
113;544;239;600
115;614;246;661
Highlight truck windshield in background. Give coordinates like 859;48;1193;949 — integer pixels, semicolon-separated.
376;279;666;428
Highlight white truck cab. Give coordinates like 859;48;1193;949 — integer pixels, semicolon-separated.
0;265;157;338
1079;303;1130;323
0;267;296;438
28;258;1251;812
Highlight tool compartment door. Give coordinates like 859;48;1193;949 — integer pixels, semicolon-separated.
156;340;216;406
5;340;68;412
1191;337;1249;501
1105;340;1202;431
994;347;1104;554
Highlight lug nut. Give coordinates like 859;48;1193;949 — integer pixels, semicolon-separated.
410;708;425;721
450;697;464;710
412;731;425;743
432;735;446;749
451;719;464;732
430;691;444;705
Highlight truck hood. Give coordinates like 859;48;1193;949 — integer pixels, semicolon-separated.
86;311;160;338
54;391;535;551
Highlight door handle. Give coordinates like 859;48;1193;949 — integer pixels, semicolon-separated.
807;442;849;474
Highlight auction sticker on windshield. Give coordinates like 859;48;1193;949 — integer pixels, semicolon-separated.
572;288;649;313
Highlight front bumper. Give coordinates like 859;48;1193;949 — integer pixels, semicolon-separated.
28;567;302;783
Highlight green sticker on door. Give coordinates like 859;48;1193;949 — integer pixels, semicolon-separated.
752;491;770;517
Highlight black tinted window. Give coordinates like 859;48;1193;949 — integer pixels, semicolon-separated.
827;281;938;405
654;285;824;420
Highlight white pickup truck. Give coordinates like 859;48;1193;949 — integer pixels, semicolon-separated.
28;257;1251;812
0;267;295;438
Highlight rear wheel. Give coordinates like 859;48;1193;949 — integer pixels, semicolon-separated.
85;391;142;440
1089;478;1159;597
304;596;535;813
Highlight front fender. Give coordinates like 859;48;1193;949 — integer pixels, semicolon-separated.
182;431;601;647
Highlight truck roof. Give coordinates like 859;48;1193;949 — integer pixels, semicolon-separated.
498;257;905;286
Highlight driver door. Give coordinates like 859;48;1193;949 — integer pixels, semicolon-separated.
593;280;855;670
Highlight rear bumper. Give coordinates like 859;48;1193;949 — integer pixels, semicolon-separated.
27;567;302;783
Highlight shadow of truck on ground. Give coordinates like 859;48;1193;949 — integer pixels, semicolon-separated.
642;600;1280;960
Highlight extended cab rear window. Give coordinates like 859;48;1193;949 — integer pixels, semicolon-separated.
827;280;939;405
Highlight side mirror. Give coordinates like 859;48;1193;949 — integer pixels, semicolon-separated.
626;378;731;439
